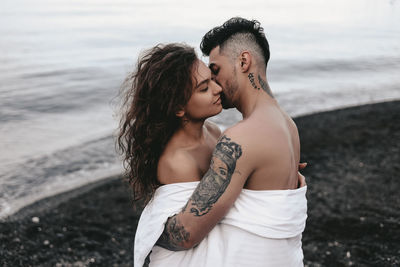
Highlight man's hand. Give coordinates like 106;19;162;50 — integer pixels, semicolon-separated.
298;162;307;188
298;162;307;171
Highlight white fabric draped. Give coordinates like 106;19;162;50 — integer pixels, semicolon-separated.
134;181;307;267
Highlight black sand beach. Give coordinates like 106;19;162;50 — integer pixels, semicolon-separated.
1;100;399;266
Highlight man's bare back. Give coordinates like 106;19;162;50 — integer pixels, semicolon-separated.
239;98;300;190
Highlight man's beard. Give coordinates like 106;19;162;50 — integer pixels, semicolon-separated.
221;77;238;109
220;92;234;109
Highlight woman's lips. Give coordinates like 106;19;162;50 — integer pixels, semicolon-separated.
214;97;221;104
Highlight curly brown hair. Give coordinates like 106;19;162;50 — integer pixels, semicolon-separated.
117;43;198;203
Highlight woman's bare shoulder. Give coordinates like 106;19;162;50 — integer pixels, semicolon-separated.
157;149;200;184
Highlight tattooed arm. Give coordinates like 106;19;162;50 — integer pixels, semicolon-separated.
156;216;191;251
156;133;251;250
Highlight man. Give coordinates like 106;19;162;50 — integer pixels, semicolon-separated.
136;17;307;266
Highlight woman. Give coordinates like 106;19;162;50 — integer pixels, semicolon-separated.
118;43;307;267
117;43;222;205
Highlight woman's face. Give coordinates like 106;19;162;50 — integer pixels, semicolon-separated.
184;60;223;121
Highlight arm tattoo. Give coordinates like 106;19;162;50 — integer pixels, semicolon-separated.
188;135;242;216
156;215;190;251
258;74;274;98
156;136;242;250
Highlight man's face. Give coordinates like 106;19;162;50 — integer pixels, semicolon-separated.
209;46;238;109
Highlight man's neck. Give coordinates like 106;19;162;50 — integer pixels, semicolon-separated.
235;73;276;119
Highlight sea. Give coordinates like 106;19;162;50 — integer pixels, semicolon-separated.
1;0;399;219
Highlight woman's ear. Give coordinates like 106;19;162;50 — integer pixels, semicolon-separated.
239;51;251;72
176;109;185;118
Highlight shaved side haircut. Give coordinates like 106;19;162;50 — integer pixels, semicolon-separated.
200;17;270;70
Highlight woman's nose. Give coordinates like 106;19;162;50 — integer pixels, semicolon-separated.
213;81;222;94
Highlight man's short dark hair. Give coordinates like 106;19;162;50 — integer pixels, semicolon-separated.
200;17;270;67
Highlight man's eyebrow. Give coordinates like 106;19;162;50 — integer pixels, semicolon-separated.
196;78;209;88
208;63;219;75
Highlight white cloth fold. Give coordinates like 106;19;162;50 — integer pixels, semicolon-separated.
134;181;307;267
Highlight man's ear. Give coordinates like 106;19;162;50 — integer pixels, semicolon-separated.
239;51;251;72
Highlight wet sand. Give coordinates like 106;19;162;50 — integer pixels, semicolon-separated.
1;100;399;266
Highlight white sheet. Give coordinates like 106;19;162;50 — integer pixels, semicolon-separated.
134;181;307;267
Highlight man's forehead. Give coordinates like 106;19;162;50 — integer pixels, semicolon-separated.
208;46;223;67
209;46;221;60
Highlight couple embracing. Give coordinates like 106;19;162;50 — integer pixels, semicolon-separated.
118;17;307;267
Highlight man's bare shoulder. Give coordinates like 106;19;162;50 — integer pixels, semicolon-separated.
219;123;255;166
222;119;282;160
223;119;269;141
158;149;199;184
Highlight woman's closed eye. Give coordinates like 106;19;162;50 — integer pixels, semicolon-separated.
200;87;208;92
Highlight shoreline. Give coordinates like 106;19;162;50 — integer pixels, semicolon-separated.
4;98;399;221
5;175;121;223
1;100;399;266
